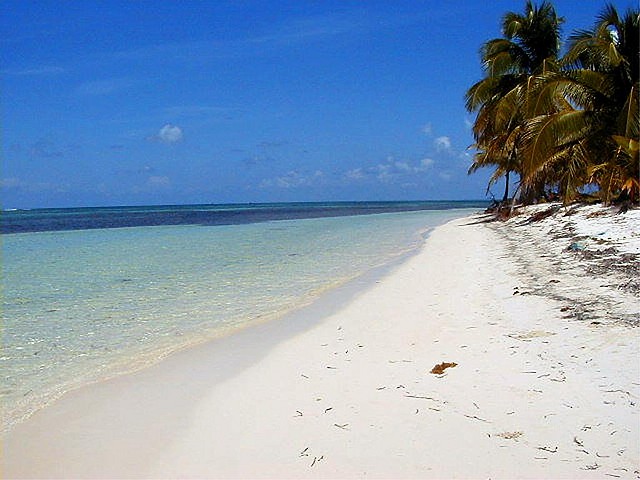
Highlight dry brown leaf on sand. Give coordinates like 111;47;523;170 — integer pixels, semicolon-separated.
430;362;458;374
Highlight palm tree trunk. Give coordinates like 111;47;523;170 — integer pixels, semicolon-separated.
509;184;521;217
502;170;510;203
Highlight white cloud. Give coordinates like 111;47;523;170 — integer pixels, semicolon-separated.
260;170;323;189
343;157;435;184
345;168;365;180
421;123;433;136
394;161;411;172
416;158;434;171
375;163;394;182
157;124;184;143
434;136;452;152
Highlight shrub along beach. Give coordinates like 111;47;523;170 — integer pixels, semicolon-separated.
3;2;639;479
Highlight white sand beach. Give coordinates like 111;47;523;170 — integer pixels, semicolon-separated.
3;206;639;479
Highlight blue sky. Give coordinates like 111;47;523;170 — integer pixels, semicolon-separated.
1;0;635;208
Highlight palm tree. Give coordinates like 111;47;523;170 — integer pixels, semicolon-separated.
465;1;564;204
520;4;639;204
466;76;523;202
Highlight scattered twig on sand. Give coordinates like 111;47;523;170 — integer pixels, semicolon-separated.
405;394;438;400
299;447;309;457
310;455;324;467
334;423;350;430
294;410;303;417
604;389;630;395
538;446;558;453
464;414;490;423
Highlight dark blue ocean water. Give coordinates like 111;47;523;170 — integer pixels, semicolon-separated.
1;201;486;234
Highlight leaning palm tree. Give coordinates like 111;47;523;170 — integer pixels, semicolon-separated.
466;76;523;202
465;1;564;204
521;4;639;203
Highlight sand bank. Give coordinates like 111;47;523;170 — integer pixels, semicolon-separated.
3;209;639;479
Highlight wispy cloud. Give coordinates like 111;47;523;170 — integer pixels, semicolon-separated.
0;176;69;193
2;65;65;76
417;158;435;171
163;105;234;119
345;168;366;180
242;140;290;167
259;170;324;189
343;157;435;184
26;139;78;159
147;175;171;188
110;10;424;64
0;177;24;188
257;140;289;149
76;78;135;96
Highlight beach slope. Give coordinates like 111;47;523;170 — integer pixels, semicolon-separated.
4;211;639;479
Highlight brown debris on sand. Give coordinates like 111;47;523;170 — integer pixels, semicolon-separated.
430;362;458;375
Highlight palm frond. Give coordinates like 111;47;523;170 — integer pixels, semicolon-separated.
618;84;639;138
521;109;592;178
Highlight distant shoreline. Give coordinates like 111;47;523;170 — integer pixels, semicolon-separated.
0;200;488;233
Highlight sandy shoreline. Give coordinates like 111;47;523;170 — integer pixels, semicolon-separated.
3;210;639;479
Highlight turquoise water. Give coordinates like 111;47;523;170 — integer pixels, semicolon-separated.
1;206;477;431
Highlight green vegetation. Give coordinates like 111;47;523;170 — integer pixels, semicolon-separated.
466;1;639;206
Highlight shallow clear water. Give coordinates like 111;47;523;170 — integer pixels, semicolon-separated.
1;204;479;431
